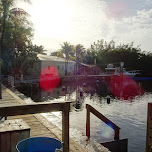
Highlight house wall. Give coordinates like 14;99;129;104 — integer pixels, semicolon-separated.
40;60;75;77
65;61;75;75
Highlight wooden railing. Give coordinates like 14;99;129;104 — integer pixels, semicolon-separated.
0;101;71;152
86;104;120;141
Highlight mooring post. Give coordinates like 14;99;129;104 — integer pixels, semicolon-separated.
62;103;70;152
86;104;90;140
146;103;152;152
114;127;120;140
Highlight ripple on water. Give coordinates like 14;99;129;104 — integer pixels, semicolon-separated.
20;88;152;152
69;93;151;152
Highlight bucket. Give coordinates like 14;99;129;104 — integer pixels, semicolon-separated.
16;137;63;152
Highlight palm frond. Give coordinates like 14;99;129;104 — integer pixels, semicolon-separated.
10;8;30;17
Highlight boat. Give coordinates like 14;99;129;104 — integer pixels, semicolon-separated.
105;64;140;78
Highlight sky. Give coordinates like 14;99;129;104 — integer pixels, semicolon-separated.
16;0;152;54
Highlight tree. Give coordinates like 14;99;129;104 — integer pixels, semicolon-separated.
51;51;63;58
0;0;31;99
0;0;46;79
60;42;74;75
75;44;86;63
0;0;45;76
14;44;46;75
86;39;142;71
0;0;31;51
60;42;74;60
27;45;46;54
51;39;152;77
0;0;33;75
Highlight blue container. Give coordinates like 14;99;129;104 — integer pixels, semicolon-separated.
16;137;63;152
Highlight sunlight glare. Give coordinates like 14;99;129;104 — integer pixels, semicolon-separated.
101;124;114;139
31;0;72;37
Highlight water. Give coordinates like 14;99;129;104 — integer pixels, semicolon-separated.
39;92;151;152
69;93;150;152
17;80;152;152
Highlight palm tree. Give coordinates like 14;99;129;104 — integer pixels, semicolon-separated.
75;44;86;63
60;42;74;60
60;42;74;75
0;0;31;99
1;0;31;51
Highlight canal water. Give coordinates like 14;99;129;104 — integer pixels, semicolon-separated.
40;91;150;152
17;79;152;152
71;93;150;152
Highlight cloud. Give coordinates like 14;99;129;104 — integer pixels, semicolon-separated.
102;9;152;52
106;0;152;16
17;0;152;52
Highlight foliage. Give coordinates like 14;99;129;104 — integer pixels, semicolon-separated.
53;42;87;62
51;51;63;58
59;42;75;60
52;39;152;76
86;39;152;76
75;44;86;63
0;0;45;76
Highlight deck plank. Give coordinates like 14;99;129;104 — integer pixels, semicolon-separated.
0;86;89;152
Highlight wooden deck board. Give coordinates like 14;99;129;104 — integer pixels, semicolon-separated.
0;87;89;152
8;114;57;139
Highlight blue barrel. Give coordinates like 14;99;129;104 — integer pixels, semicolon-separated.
16;137;63;152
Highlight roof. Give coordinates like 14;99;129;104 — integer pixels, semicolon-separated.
37;54;75;63
79;63;96;68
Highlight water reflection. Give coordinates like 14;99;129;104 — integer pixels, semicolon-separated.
70;93;151;152
15;78;152;152
109;75;144;100
17;75;145;103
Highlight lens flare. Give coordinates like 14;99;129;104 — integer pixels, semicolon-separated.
109;75;144;100
107;1;128;18
39;67;60;92
101;124;114;139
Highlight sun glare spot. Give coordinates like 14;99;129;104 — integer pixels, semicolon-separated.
30;0;71;38
39;67;60;92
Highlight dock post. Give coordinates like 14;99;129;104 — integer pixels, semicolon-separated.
21;74;23;82
146;103;152;152
86;104;90;140
114;128;120;140
62;103;70;152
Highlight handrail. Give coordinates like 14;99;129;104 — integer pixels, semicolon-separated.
0;101;71;152
86;104;120;141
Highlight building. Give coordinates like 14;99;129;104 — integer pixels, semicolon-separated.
77;63;103;75
37;54;76;77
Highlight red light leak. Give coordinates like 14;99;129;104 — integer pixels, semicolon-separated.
109;75;144;100
39;67;60;92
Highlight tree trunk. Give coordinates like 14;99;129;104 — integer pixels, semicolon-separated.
0;3;8;99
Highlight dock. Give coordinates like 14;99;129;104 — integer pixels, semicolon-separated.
0;86;110;152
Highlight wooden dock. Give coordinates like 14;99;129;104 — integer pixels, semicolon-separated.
0;86;110;152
